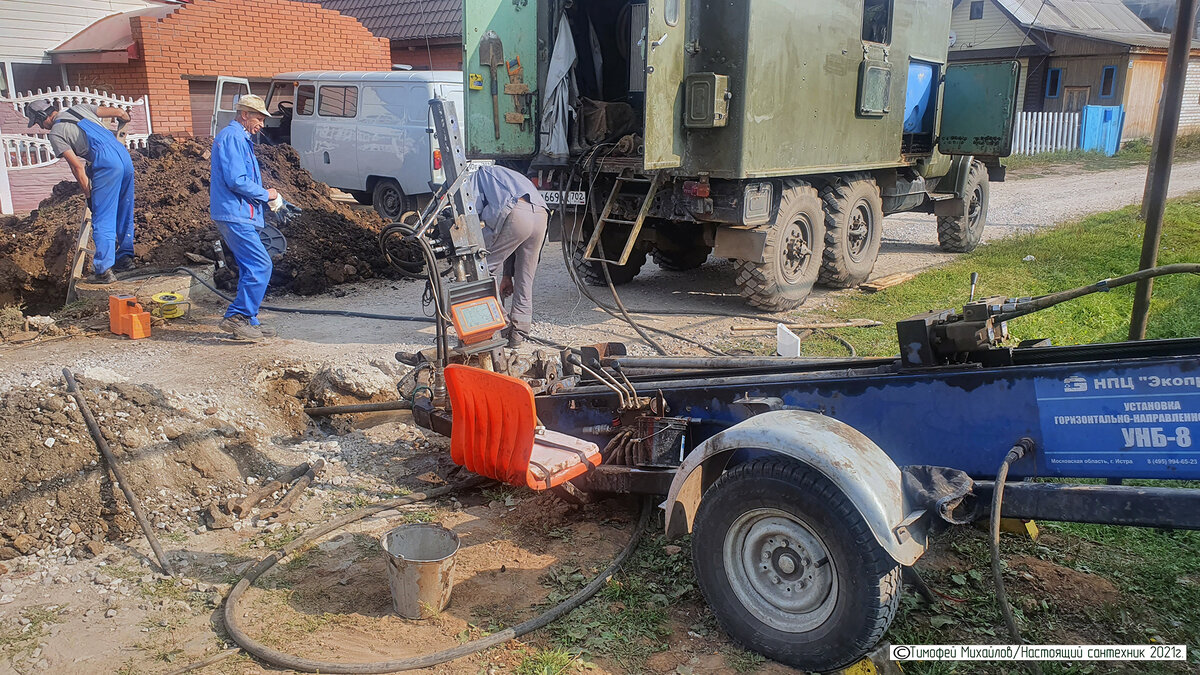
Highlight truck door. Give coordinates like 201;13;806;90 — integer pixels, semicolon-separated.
643;0;687;170
463;0;538;158
939;61;1020;157
210;77;251;137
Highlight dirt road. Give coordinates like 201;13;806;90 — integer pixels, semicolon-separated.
1;161;1196;674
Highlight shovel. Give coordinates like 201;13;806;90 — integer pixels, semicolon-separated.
480;31;504;140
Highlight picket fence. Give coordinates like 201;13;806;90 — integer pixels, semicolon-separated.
1011;111;1081;156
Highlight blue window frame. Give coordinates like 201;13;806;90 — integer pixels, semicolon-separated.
1046;68;1062;98
1100;65;1117;98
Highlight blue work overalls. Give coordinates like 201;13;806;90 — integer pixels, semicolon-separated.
210;120;272;325
77;117;135;274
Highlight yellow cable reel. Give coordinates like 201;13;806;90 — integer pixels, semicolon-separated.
150;292;191;319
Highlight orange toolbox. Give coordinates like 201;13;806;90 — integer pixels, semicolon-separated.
108;295;151;339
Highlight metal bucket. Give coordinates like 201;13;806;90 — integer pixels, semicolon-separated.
381;523;459;619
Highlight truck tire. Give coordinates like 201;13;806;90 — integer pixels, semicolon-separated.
652;245;711;271
936;160;989;253
570;239;646;286
372;179;411;222
818;174;883;288
733;181;825;311
692;458;901;672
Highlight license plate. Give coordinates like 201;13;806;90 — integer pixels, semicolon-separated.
540;190;586;206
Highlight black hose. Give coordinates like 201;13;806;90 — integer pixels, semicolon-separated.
63;368;174;576
222;481;651;673
990;438;1041;675
993;263;1200;323
172;267;436;324
556;155;726;356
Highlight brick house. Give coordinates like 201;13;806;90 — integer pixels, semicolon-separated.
19;0;391;137
305;0;464;71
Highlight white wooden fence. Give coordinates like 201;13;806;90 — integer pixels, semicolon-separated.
1;86;152;214
1011;111;1081;155
2;86;152;170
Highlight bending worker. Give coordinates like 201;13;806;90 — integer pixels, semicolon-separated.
466;164;549;348
26;99;134;283
210;94;283;341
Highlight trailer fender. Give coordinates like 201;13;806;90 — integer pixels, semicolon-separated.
663;410;927;566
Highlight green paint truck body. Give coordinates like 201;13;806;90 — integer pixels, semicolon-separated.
463;0;1018;309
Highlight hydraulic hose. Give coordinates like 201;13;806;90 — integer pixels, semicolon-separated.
990;438;1041;675
221;480;651;674
171;267;436;324
993;263;1200;323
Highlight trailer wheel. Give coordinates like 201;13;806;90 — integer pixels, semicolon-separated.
733;182;824;311
937;160;989;253
570;239;646;286
818;174;883;288
372;179;411;222
692;458;900;672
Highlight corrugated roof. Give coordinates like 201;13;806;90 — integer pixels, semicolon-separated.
996;0;1152;32
302;0;462;41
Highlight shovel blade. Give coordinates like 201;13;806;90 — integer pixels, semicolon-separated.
479;30;504;66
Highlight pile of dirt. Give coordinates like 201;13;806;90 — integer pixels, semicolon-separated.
0;375;247;560
0;136;395;312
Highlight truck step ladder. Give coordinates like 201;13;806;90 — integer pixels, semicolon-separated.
582;171;661;266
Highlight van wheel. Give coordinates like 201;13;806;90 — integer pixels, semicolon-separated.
733;181;824;311
817;174;882;288
692;458;901;672
373;179;411;222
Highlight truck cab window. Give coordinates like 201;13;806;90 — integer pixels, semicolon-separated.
296;85;315;115
318;86;359;118
862;0;892;44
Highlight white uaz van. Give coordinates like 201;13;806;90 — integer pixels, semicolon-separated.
212;71;464;221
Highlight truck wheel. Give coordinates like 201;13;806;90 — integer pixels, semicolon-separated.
733;182;824;311
818;174;883;288
570;239;646;286
372;179;411;222
692;458;900;672
652;245;711;271
937;160;989;253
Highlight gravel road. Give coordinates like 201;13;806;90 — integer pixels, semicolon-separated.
4;160;1199;391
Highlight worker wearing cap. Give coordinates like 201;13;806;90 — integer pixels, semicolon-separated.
26;99;135;284
210;94;283;341
467;164;549;348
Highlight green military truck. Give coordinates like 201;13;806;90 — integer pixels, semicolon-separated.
462;0;1018;310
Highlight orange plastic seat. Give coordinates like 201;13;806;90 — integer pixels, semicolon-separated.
444;364;600;491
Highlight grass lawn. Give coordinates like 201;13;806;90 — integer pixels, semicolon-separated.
818;194;1200;359
1005;134;1200;177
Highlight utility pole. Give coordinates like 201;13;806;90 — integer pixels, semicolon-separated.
1129;0;1199;340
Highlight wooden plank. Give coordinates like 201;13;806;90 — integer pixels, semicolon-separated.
859;271;915;292
730;319;882;332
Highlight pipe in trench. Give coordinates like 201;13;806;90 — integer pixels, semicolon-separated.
304;400;414;416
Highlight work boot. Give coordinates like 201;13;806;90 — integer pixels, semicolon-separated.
90;269;118;284
395;351;421;366
506;326;529;349
257;324;278;338
113;256;136;273
218;315;263;341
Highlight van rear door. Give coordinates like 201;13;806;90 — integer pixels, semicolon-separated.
210;77;251;136
463;0;538;157
643;0;687;169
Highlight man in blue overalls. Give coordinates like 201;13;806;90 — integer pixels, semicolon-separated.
27;100;135;284
209;94;283;341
